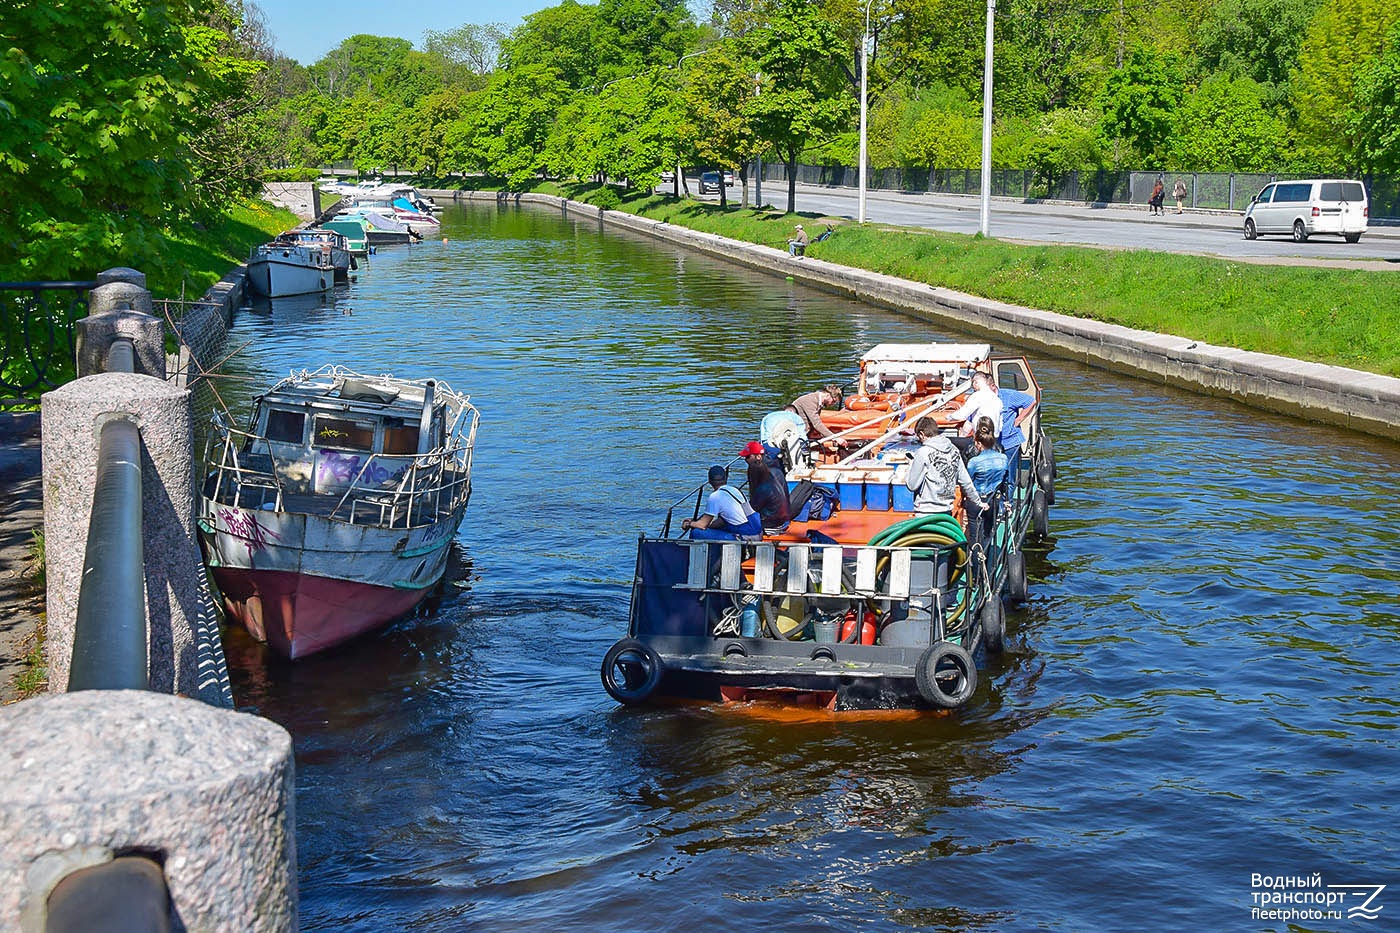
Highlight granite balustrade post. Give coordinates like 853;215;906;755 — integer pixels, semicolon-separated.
0;690;296;931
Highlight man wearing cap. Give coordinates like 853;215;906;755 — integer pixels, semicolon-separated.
740;441;791;532
788;224;808;257
682;465;763;541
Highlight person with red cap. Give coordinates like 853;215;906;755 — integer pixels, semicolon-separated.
740;441;792;532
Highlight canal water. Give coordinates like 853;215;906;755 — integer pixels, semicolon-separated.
219;203;1400;930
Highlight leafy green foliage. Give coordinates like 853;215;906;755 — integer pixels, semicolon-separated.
0;0;265;280
745;0;854;212
1168;75;1286;170
1099;47;1183;162
1292;0;1400;170
1347;24;1400;174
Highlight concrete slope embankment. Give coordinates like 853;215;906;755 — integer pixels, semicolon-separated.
433;190;1400;442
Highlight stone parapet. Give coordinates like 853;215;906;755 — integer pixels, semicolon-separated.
41;372;231;703
0;690;295;931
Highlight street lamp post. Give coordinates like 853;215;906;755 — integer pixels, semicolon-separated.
979;0;996;237
858;0;874;223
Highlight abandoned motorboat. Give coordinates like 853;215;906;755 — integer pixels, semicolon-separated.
197;366;479;659
601;343;1056;712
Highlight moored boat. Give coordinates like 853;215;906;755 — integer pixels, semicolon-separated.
279;228;356;280
601;343;1056;712
197;366;480;658
337;208;418;245
246;241;336;297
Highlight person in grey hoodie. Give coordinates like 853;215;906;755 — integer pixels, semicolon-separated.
905;416;987;516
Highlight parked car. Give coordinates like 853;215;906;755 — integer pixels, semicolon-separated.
660;170;675;184
723;171;735;186
699;171;723;194
1243;179;1368;243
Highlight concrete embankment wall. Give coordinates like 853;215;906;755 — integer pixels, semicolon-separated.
430;190;1400;442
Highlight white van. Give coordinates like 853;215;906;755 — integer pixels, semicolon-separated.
1243;179;1368;243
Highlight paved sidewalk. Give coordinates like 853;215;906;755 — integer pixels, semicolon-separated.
0;412;43;702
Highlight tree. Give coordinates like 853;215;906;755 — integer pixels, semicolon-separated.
1168;75;1286;170
1099;46;1183;163
422;22;509;84
1347;23;1400;175
499;1;602;89
308;35;415;98
471;64;571;186
745;0;854;213
1291;0;1400;170
0;0;264;279
1194;0;1317;94
679;45;761;206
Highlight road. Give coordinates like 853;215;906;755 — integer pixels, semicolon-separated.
679;178;1400;265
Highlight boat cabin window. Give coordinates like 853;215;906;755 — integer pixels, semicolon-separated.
994;360;1033;392
382;419;420;455
313;415;375;451
264;409;306;444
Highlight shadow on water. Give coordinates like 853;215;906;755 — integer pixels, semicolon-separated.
217;201;1400;931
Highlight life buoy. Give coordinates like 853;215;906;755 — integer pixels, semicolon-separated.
600;638;663;704
915;641;977;708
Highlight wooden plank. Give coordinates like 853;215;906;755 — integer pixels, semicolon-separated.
855;547;877;592
786;545;809;594
720;543;742;590
753;543;776;592
686;541;709;589
888;548;911;599
819;546;843;595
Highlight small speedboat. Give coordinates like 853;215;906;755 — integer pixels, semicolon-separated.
601;343;1057;712
246;241;336;297
198;366;480;658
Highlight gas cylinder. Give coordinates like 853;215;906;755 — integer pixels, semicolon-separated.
841;608;877;645
740;600;761;637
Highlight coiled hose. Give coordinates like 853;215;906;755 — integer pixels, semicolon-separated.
867;513;973;630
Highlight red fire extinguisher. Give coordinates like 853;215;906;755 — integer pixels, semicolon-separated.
841;608;877;645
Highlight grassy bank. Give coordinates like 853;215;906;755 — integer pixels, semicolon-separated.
546;181;1400;378
143;200;299;299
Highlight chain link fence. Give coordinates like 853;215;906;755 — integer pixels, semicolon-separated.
762;163;1399;219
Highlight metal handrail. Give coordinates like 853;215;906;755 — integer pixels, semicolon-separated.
68;417;146;691
0;279;96;400
46;855;171;933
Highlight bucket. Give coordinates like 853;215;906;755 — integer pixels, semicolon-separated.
812;619;838;643
878;617;930;647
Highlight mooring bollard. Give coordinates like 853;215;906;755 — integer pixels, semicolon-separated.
41;371;230;705
0;690;296;931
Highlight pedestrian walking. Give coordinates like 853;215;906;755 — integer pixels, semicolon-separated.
1173;178;1188;214
1149;176;1165;216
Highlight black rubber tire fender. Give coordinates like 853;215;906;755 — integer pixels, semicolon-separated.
914;641;978;708
1006;549;1028;604
980;596;1006;654
600;638;663;705
1031;487;1049;539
